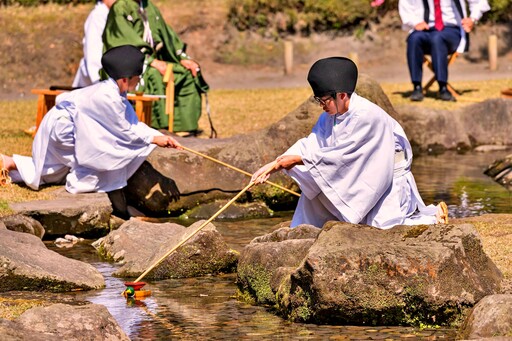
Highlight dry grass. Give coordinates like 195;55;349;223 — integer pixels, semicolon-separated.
0;297;48;320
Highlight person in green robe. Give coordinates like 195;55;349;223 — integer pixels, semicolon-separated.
102;0;209;133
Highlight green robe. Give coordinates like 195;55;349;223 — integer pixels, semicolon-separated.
102;0;209;131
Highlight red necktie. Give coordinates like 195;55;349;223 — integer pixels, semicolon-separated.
434;0;444;31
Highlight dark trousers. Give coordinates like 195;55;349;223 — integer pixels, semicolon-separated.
406;26;461;85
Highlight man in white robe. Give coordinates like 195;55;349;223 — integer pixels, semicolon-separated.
3;45;181;219
72;0;116;87
252;57;448;229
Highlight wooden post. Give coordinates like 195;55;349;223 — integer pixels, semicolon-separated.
488;34;498;71
284;40;293;75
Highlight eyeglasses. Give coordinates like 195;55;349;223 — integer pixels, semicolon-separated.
313;93;336;106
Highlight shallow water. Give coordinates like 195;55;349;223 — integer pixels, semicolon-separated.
52;150;510;340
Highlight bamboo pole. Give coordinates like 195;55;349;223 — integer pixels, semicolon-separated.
180;145;300;197
132;162;278;284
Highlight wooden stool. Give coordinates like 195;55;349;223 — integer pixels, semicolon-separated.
423;52;459;97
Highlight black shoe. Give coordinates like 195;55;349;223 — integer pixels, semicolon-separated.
410;88;424;101
439;88;456;102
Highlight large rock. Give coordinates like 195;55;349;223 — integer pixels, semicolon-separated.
0;214;45;239
95;219;238;279
237;222;503;326
16;303;129;340
0;229;105;292
237;225;321;304
125;74;397;213
9;189;112;238
459;294;512;340
397;99;512;152
0;318;54;341
484;153;512;191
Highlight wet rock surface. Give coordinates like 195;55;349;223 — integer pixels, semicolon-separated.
0;229;105;292
9;189;112;238
237;222;503;326
458;294;512;340
95;219;238;279
0;214;45;239
14;303;129;340
484;153;512;191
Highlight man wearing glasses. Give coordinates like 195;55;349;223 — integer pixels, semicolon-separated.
252;57;448;229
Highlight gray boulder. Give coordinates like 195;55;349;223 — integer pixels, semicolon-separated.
9;189;112;238
484;153;512;191
184;200;272;219
237;225;321;304
237;222;503;326
0;318;54;341
397;98;512;152
95;219;238;279
0;214;45;239
0;229;104;292
16;303;129;340
459;294;512;340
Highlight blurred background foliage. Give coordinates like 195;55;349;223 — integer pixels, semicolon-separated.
227;0;512;36
2;0;510;35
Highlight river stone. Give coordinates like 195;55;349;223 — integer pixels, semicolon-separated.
0;318;54;341
237;225;320;304
484;153;512;191
397;98;512;152
0;229;105;292
16;303;129;340
9;189;112;238
459;294;512;340
237;222;503;326
96;219;238;279
184;200;272;219
0;214;45;239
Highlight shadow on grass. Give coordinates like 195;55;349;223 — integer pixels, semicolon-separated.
393;87;480;100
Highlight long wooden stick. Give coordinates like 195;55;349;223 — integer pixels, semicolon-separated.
133;163;277;283
180;145;300;197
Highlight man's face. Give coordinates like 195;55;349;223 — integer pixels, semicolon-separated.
314;93;337;115
127;76;141;91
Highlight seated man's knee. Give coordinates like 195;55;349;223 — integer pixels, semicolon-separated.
407;30;428;47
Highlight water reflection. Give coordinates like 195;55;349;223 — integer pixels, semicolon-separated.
412;150;511;217
53;151;511;339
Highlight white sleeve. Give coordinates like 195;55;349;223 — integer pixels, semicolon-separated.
467;0;491;21
398;0;426;31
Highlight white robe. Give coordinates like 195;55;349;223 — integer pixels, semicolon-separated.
283;92;437;229
11;78;158;193
72;1;110;87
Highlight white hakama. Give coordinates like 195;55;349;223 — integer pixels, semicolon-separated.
11;79;159;193
283;93;437;229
